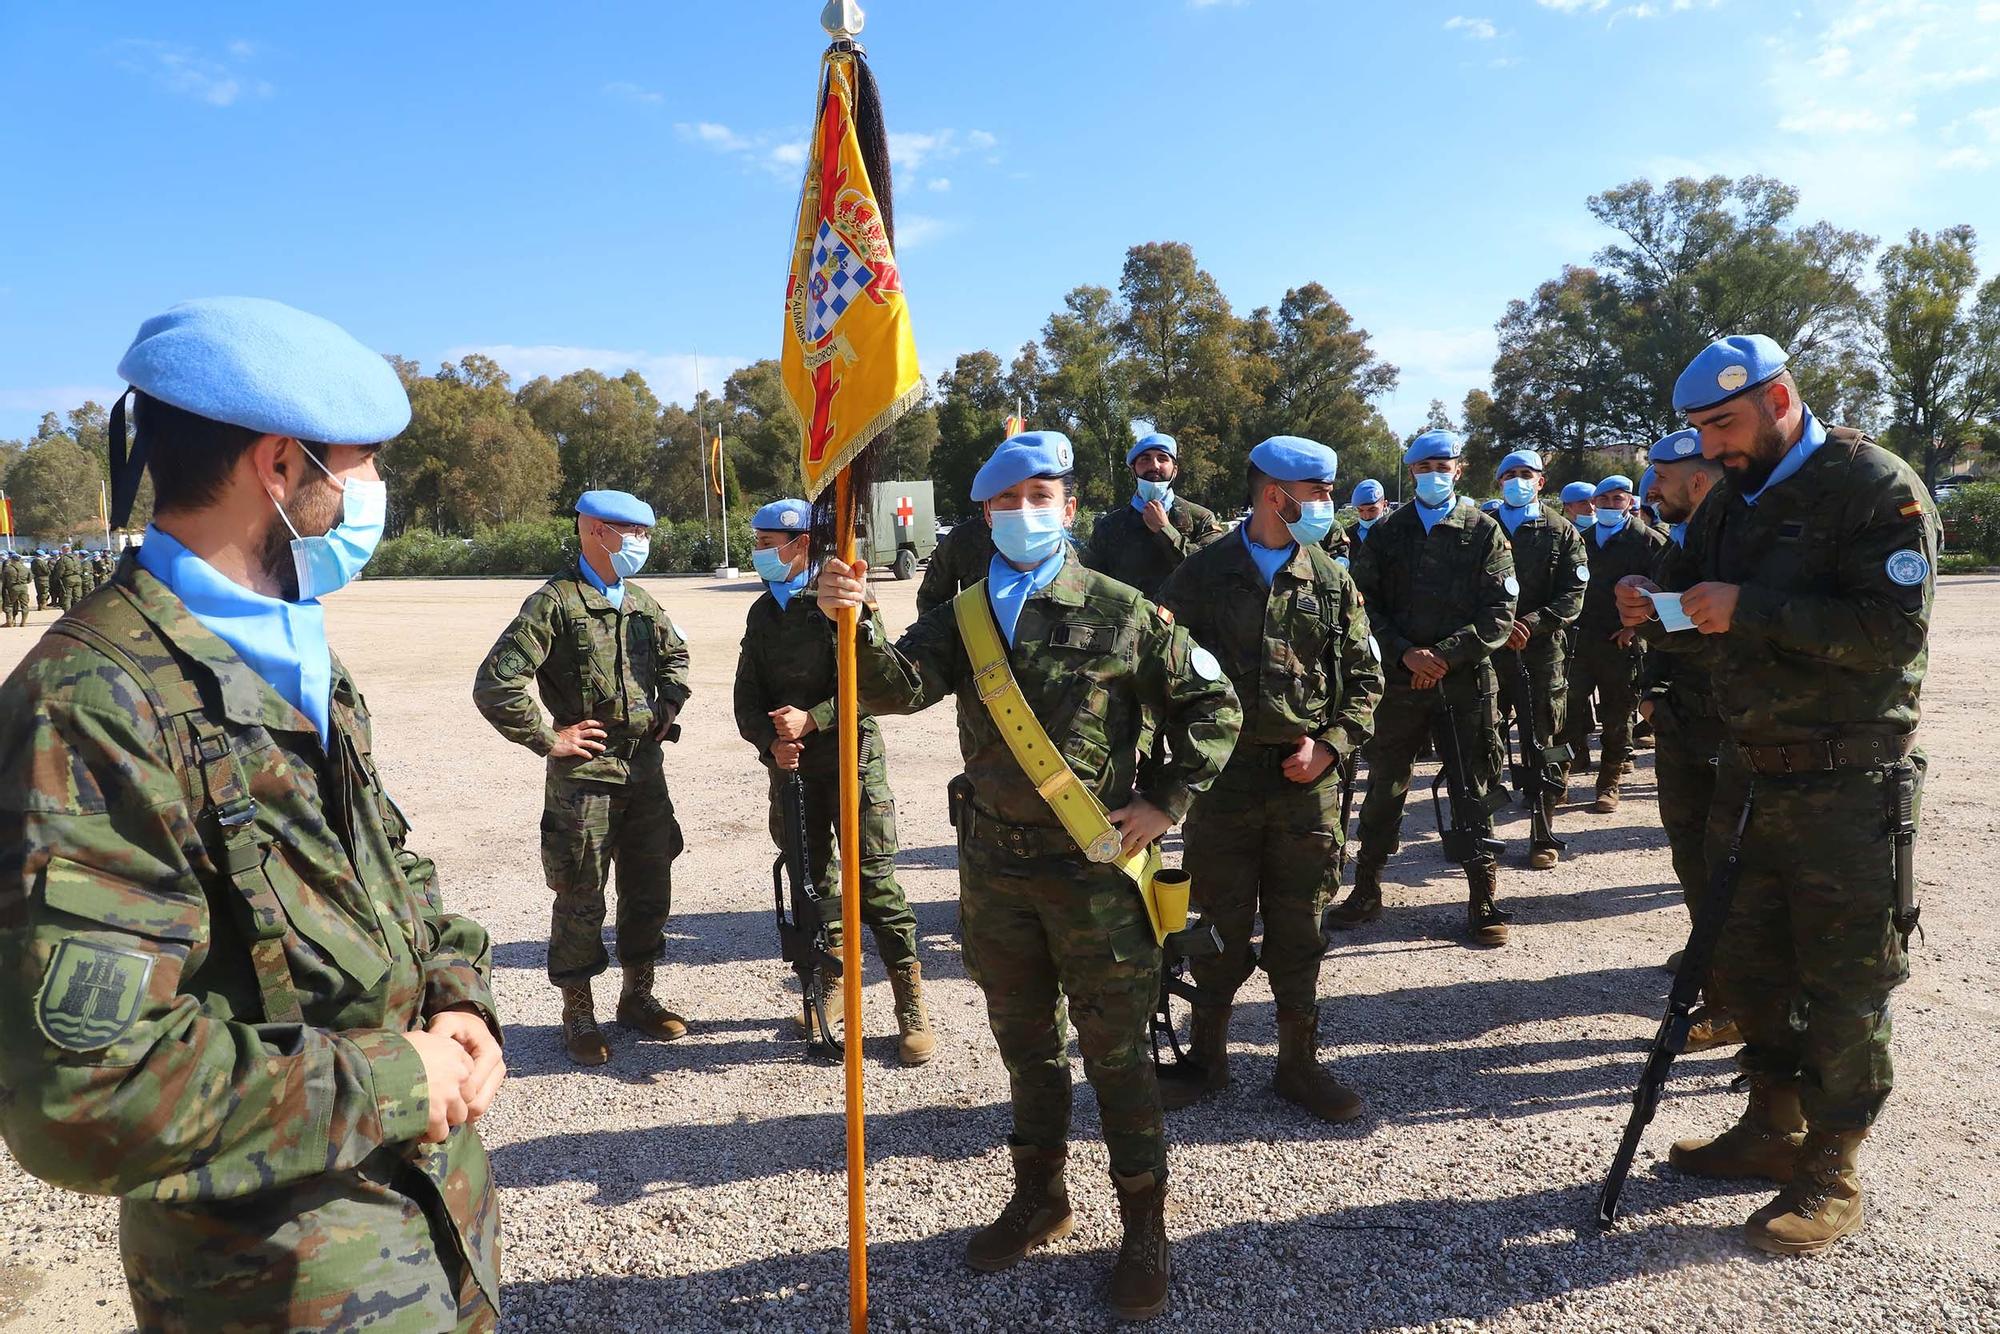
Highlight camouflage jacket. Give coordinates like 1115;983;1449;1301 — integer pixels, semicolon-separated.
1649;426;1937;745
1502;507;1588;663
1159;530;1380;754
0;560;27;593
1081;498;1226;599
1350;497;1517;685
1578;518;1667;635
1641;534;1720;729
854;554;1241;827
30;556;49;584
734;582;887;776
916;520;998;616
54;553;81;585
472;563;691;784
0;563;499;1306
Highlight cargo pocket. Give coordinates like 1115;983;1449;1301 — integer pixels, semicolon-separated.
255;851;390;992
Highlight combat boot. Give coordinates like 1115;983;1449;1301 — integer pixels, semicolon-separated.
965;1144;1073;1272
1683;1008;1743;1053
1465;862;1512;947
1108;1169;1171;1321
615;961;688;1041
1272;1006;1363;1123
1321;861;1384;931
1669;1076;1806;1182
1159;1002;1231;1111
1745;1128;1867;1255
1592;774;1622;814
1527;798;1560;870
560;982;610;1066
887;959;935;1066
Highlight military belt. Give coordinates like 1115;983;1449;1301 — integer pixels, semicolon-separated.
963;804;1088;860
1733;732;1916;776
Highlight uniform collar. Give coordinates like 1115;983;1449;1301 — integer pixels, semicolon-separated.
578;555;624;608
1741;407;1828;507
1499;502;1539;536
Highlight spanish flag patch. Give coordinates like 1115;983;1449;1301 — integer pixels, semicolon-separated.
1155;605;1175;626
1899;499;1924;518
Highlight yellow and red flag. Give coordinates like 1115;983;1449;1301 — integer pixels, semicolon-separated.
0;494;12;537
780;43;922;500
1002;414;1026;440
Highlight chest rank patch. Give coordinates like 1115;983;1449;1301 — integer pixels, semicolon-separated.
36;938;155;1052
1885;549;1929;587
1296;593;1320;617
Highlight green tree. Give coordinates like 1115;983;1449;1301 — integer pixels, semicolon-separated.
8;434;102;538
385;356;560;534
1487;266;1643;481
1117;242;1240;495
1036;287;1137;508
517;368;663;499
931;350;1011;516
1242;283;1401;498
1874;225;2000;487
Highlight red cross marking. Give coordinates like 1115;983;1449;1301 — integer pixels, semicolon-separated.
894;496;915;526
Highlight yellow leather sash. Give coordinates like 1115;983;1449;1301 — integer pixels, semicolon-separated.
952;582;1177;944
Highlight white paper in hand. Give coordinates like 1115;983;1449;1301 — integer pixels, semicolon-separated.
1649;591;1696;633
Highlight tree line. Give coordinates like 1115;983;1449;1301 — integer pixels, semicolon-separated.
5;172;1996;543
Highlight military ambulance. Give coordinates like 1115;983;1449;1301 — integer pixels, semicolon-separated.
863;480;937;580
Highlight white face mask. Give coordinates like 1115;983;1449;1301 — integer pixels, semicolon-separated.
271;448;387;601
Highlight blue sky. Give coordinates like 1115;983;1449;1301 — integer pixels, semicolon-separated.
3;0;1998;443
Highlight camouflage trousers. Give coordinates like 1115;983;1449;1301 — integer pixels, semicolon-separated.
60;577;85;608
1560;634;1642;780
1;588;26;623
1356;667;1504;873
1494;644;1568;796
766;757;916;969
1707;755;1920;1131
32;576;48;609
958;820;1164;1177
1183;747;1344;1012
540;750;683;986
1651;702;1722;921
121;1144;498;1332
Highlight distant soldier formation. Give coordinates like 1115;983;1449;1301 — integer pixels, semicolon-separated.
0;301;1939;1328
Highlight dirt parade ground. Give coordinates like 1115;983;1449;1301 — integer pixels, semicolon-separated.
0;571;1995;1334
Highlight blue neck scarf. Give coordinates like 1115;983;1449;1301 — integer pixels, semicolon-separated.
1240;524;1294;586
580;555;623;609
987;549;1065;647
1670;522;1688;548
1499;503;1536;536
770;563;814;611
136;525;333;743
1417;496;1457;534
1741;407;1827;507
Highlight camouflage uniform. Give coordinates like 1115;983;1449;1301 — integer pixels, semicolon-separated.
1;556;29;625
1560;519;1667;790
58;550;87;608
1081;497;1225;599
31;554;50;610
1643;537;1724;920
734;585;915;968
851;555;1240;1178
1652;426;1935;1131
916;519;998;616
0;563;501;1330
1159;534;1379;1012
473;564;690;985
1347;498;1516;917
1493;508;1588;826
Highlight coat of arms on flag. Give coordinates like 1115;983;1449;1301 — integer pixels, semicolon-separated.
780;46;922;500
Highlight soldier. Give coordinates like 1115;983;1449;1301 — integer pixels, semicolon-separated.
58;544;87;608
1489;449;1588;870
1;553;29;626
816;431;1240;1321
473;490;691;1067
1082;432;1225;598
1557;474;1665;813
1156;436;1381;1120
1618;334;1936;1255
30;549;50;610
735;497;932;1064
0;296;504;1328
1324;430;1517;945
1558;480;1597;532
1349;478;1388;547
916;510;998;616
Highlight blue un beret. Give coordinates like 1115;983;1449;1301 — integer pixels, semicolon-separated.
1648;428;1703;464
1493;449;1544;480
1593;475;1634;500
1403;430;1463;465
117;296;410;444
576;490;656;526
1640;466;1659;498
972;431;1075;502
1126;432;1177;467
1351;479;1385;506
752;498;811;533
1673;334;1790;414
1560;481;1596;505
1249;436;1338;484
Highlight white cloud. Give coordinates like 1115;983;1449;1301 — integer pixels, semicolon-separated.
1445;16;1499;39
603;80;664;105
967;130;999;150
445;345;752;409
892;214;954;250
116;39;272;107
1535;0;1608;11
926;177;952;192
674;121;807;180
1938;145;1994;169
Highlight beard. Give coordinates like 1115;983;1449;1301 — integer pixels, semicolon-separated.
261;473;344;600
1725;418;1790;493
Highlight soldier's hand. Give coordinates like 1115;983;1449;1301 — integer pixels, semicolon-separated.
405;1029;476;1144
1612;627;1639;649
1281;737;1337;784
551;719;608;758
770;705;817;741
1505;619;1531;651
428;1009;506;1121
772;738;805;771
1616;575;1660;628
1402;647;1447;689
1680;581;1740;635
817;558;870;618
1638;699;1656;723
1141;501;1169;533
651;704;680;741
1107;797;1172;858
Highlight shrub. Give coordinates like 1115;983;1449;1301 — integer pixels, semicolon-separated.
366;515;761;577
1939;482;2000;561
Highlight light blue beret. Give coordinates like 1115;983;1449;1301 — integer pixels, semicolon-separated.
1494;449;1544;479
117;296;410;444
972;431;1075;502
1560;481;1596;505
1648;428;1702;464
1351;479;1385;506
752;498;811;533
1126;432;1177;466
1640;466;1659;497
1249;436;1338;484
1673;334;1789;414
1593;475;1634;499
1403;430;1464;465
576;490;656;526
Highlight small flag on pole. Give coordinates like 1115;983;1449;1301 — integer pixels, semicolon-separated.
0;494;12;538
1002;414;1026;440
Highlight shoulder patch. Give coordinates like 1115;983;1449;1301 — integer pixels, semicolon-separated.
1155;605;1174;626
1898;499;1925;519
1503;574;1520;597
494;644;531;678
1885;550;1929;587
1189;645;1222;681
1576;564;1591;583
1366;634;1381;662
36;938;154;1052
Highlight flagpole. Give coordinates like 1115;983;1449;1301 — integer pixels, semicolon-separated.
833;466;867;1333
696;349;711;542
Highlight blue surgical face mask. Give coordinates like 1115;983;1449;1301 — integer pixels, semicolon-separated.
1282;496;1337;546
1593;505;1627;534
1572;511;1595;530
1413;472;1455;508
1357;518;1374;537
1501;478;1538;509
599;531;650;579
751;545;797;584
1135;477;1173;506
989;503;1067;565
274;449;387;602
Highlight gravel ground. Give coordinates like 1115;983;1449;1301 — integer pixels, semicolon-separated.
0;572;1995;1334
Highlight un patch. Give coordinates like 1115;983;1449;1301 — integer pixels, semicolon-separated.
35;938;153;1052
1885;549;1929;587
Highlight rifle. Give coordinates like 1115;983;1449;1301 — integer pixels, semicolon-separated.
1889;760;1921;948
1597;784;1754;1227
1509;652;1569;858
772;769;843;1057
1429;693;1507;865
1335;749;1359;875
1151;915;1224;1091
